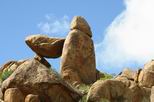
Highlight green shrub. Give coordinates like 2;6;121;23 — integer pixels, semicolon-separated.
78;84;91;102
78;84;90;93
100;73;113;80
0;69;13;82
78;72;113;102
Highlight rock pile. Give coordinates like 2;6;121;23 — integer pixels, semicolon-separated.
0;16;97;102
1;59;82;102
87;61;154;102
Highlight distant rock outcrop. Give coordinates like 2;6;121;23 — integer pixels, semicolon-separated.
60;16;96;85
115;68;138;87
138;60;154;88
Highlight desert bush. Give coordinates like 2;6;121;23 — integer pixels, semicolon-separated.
78;84;90;102
100;73;113;80
0;69;13;82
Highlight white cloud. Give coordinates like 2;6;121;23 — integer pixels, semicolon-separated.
38;14;70;37
96;0;154;73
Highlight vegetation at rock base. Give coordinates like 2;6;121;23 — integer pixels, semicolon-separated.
0;69;13;82
79;73;114;102
100;73;114;80
78;84;90;102
0;64;114;102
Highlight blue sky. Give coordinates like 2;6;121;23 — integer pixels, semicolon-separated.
0;0;128;74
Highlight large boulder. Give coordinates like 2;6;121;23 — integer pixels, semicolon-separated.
25;35;65;58
4;88;24;102
70;16;92;37
138;60;154;88
1;58;82;102
60;29;96;85
87;80;132;102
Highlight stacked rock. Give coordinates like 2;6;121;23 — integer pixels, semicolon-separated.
60;16;96;85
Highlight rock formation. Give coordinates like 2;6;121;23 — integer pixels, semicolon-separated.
1;58;82;102
151;86;154;102
115;68;138;87
87;67;152;102
1;16;154;102
138;60;154;88
0;60;26;73
60;16;96;85
115;68;151;102
25;34;65;58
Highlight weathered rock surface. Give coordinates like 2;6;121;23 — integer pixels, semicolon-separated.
129;83;150;102
116;77;142;102
117;68;137;80
115;68;151;102
87;80;132;102
0;99;3;102
0;60;26;73
138;60;154;88
25;94;40;102
0;60;26;83
151;86;154;102
0;88;3;100
4;88;24;102
61;29;96;85
1;58;82;102
70;16;92;37
115;68;137;87
25;35;65;58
